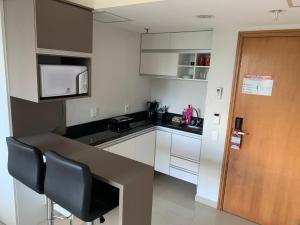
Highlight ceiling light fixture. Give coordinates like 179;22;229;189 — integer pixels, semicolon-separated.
269;9;286;21
196;15;215;19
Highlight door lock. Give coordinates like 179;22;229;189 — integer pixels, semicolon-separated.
230;117;249;150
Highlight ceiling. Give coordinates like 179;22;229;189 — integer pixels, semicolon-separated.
68;0;164;9
69;0;300;33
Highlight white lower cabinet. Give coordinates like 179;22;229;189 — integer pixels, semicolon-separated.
154;130;171;175
170;156;199;174
168;131;201;185
104;131;156;166
171;133;201;161
135;131;156;166
102;128;202;185
169;167;198;185
105;138;135;159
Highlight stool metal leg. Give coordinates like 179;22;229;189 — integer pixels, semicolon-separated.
85;222;94;225
69;214;74;225
47;198;54;225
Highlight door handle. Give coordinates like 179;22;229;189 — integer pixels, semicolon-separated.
234;117;249;134
230;117;249;150
233;130;249;136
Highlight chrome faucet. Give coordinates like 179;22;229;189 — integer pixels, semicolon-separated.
191;106;201;126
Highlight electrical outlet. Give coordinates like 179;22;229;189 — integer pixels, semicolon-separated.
124;104;130;113
90;107;99;118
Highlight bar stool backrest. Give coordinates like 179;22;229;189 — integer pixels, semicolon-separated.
6;137;45;194
44;151;92;220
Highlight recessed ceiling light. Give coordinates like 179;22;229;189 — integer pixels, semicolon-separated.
196;15;215;19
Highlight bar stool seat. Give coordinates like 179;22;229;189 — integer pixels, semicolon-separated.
44;151;119;224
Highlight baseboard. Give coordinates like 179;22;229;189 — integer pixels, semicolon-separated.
195;195;218;208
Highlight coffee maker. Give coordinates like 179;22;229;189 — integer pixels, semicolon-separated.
147;101;159;121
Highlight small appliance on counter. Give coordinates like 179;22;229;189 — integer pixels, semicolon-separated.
147;101;159;121
109;116;133;133
157;105;169;123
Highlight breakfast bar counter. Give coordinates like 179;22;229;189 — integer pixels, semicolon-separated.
18;132;154;225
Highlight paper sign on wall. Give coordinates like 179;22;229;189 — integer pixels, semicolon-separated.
242;74;274;96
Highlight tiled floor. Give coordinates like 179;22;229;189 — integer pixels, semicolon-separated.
42;173;257;225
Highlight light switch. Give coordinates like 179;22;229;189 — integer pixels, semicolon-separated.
216;87;223;99
124;104;130;113
213;113;221;124
90;107;99;118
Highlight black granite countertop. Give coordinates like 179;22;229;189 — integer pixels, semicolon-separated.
65;111;203;146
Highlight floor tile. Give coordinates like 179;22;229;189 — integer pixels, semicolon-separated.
40;173;257;225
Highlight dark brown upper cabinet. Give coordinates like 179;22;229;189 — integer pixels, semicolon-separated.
35;0;93;53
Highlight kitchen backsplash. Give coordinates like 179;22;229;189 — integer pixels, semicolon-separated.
150;79;207;117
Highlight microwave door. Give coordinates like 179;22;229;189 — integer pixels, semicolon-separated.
40;65;87;98
77;70;88;94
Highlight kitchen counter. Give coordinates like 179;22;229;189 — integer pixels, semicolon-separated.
66;111;203;147
18;132;153;225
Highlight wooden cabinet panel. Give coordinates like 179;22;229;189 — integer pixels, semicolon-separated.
140;53;178;76
141;33;171;50
171;134;201;161
35;0;93;53
4;0;39;102
170;31;213;50
155;130;171;175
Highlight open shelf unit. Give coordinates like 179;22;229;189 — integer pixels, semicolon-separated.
177;52;210;81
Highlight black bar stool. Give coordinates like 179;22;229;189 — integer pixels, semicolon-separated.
6;137;73;225
44;151;119;225
6;137;45;194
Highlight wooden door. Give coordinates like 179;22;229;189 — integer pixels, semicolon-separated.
222;31;300;225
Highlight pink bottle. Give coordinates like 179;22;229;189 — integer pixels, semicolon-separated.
186;105;192;125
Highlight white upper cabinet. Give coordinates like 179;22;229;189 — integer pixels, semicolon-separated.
170;31;212;50
141;33;171;50
141;31;213;50
140;52;178;76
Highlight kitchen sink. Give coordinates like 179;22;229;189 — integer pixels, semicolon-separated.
186;125;202;130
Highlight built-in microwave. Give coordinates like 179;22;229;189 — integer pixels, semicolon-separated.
39;64;88;98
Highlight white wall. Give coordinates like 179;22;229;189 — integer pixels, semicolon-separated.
196;28;239;207
0;0;17;224
196;24;300;208
150;79;207;117
66;21;151;126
